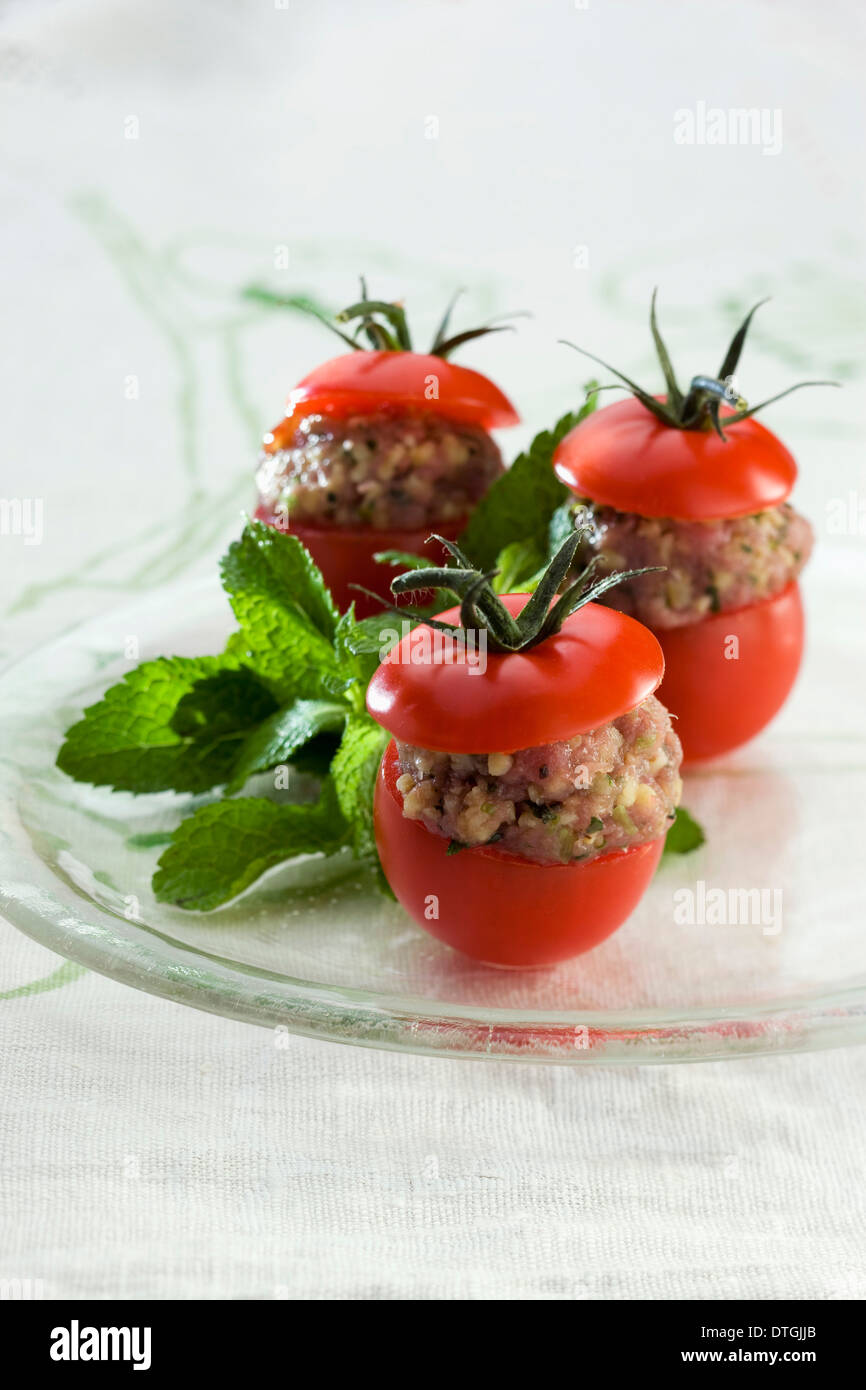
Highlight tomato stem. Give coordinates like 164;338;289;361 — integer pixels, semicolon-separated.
390;529;663;654
245;277;528;360
561;292;838;439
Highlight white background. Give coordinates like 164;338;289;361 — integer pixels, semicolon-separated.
1;0;864;1300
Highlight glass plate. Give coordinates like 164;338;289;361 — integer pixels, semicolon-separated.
1;565;864;1066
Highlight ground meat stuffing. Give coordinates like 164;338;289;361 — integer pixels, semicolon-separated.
575;501;813;630
255;408;504;530
395;695;682;865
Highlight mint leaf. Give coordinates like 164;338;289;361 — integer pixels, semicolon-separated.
226;698;348;793
663;806;706;855
334;606;398;697
222;518;338;640
373;548;430;571
460;391;598;572
288;734;343;779
331;713;389;857
56;655;270;794
152;782;347;910
334;607;387;659
171;669;277;739
547;499;582;558
492;537;546;594
220;521;342;702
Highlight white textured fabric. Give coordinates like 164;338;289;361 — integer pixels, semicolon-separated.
3;941;866;1300
2;0;865;1300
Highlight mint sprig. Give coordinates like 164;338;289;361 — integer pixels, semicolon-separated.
56;522;395;907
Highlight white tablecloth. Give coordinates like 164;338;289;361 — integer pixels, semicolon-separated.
2;0;864;1300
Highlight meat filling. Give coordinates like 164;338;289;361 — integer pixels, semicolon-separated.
576;501;814;630
256;409;504;530
395;695;683;865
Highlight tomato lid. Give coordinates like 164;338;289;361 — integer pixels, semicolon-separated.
553;394;798;521
366;593;664;754
274;351;519;433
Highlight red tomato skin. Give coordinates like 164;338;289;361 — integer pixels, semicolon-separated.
656;581;804;763
253;503;463;617
277;351;519;431
375;742;663;967
366;595;665;753
553;395;797;520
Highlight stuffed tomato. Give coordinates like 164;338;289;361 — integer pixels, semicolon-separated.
254;286;519;616
366;532;683;967
553;295;831;761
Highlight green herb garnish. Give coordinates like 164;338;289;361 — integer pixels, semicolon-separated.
152;782;345;912
459;390;598;575
56;520;389;910
663;806;706;855
56;657;276;794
